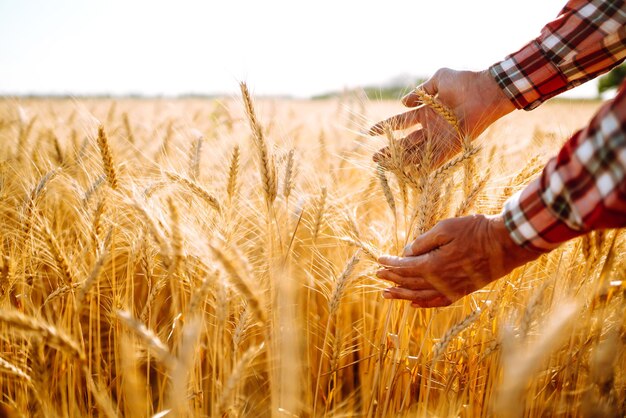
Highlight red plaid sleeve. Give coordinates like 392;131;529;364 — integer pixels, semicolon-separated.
490;0;626;110
503;82;626;251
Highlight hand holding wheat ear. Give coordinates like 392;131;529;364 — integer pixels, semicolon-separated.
369;68;515;168
377;215;540;308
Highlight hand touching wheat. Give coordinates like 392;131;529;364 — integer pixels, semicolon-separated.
369;68;515;168
377;215;540;308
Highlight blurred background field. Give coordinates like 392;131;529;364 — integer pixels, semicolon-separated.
0;94;624;417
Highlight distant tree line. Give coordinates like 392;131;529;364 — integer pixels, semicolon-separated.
312;76;426;100
598;63;626;94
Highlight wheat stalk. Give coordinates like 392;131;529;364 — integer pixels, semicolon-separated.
116;310;174;367
0;355;31;382
337;236;379;262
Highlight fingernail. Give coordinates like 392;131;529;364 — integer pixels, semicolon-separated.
382;289;392;299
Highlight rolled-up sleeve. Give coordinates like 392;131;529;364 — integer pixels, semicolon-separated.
503;82;626;251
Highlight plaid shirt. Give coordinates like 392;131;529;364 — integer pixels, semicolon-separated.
491;0;626;251
491;0;626;110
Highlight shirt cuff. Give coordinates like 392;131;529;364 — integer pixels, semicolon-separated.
502;176;584;252
490;40;569;111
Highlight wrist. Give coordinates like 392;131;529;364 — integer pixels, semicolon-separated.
487;214;541;268
478;69;516;120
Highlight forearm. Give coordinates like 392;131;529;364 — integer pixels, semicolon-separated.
503;82;626;252
490;0;626;110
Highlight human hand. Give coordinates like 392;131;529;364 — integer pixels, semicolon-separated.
369;68;515;167
376;214;540;308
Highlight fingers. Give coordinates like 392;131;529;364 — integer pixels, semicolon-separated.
378;254;428;269
401;77;438;108
372;129;426;166
403;223;452;257
369;107;427;135
376;269;435;290
411;296;452;308
383;287;441;301
382;287;453;308
377;253;434;279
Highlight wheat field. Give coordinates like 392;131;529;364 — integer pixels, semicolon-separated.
0;88;624;417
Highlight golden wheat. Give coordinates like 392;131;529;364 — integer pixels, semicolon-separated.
0;94;622;417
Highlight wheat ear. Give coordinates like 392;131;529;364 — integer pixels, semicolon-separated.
209;244;267;324
337;236;379;262
92;196;106;246
83;174;106;204
454;172;490;217
166;172;222;213
116;310;174;366
96;125;119;190
328;252;360;317
189;133;203;179
167;197;183;276
432;308;482;360
218;343;265;414
0;355;31;382
77;236;109;309
282;148;295;202
226;145;240;203
122;112;135;144
240;82;277;206
16;116;37;161
22;168;60;238
413;89;460;133
430;145;480;181
0;310;84;360
52;131;64;165
43;221;77;285
42;282;82;307
311;186;328;242
376;165;396;217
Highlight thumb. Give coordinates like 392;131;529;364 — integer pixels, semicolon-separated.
403;226;448;257
402;76;439;108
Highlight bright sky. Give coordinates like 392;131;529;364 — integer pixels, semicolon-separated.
0;0;599;98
